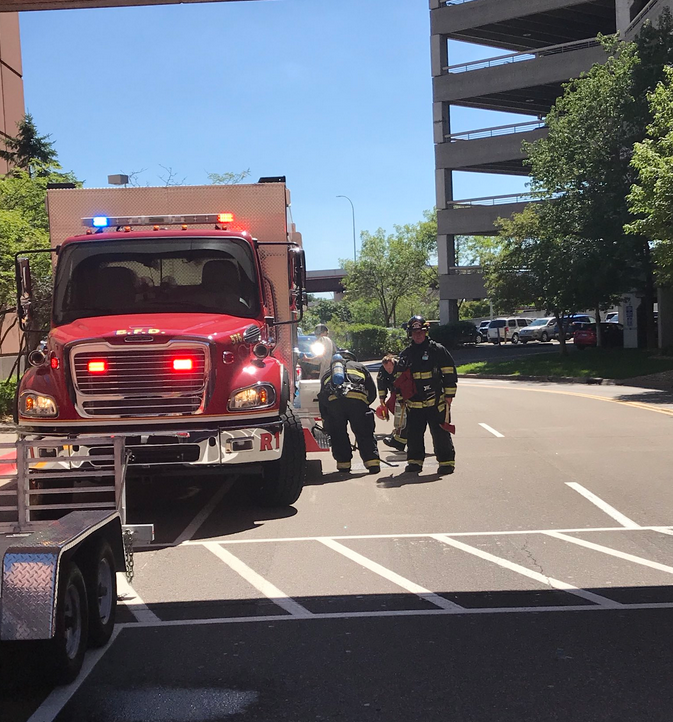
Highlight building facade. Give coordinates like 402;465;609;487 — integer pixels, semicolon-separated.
0;12;24;174
430;0;672;324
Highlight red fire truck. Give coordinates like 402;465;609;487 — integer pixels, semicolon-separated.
14;179;309;507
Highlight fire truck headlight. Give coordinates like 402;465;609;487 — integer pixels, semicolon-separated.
228;383;276;411
20;392;58;417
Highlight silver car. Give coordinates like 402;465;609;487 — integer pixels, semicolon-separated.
519;317;556;344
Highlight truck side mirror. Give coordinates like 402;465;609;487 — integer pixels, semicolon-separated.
16;257;34;330
288;246;306;321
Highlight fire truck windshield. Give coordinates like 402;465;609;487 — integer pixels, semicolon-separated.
53;236;261;325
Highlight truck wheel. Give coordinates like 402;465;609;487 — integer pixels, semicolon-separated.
51;562;89;684
255;409;306;507
86;540;117;647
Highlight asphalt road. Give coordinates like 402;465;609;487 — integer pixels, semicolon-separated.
4;378;673;722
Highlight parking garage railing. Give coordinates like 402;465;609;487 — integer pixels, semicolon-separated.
450;192;536;208
625;0;660;35
445;38;602;74
448;120;545;142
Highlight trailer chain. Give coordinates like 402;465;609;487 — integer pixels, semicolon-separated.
123;528;135;584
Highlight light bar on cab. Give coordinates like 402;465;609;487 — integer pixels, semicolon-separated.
82;213;235;228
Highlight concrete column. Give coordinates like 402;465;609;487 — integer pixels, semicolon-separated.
657;286;673;349
615;0;632;32
430;32;447;77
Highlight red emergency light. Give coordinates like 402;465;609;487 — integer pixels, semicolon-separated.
172;358;194;371
217;213;234;224
88;360;107;373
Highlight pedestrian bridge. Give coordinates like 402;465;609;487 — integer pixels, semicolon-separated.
306;269;346;293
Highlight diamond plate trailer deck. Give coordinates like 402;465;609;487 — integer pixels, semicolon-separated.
0;435;148;683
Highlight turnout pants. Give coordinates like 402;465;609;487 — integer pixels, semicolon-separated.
406;405;455;470
325;397;380;470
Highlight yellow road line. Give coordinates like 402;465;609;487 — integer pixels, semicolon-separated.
461;381;673;417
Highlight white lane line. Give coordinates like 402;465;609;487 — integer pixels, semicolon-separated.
565;482;639;529
118;599;673;630
180;525;663;546
117;573;161;624
479;423;504;438
174;478;235;546
432;534;621;608
27;626;123;722
654;527;673;537
318;538;462;611
204;542;312;617
546;531;673;574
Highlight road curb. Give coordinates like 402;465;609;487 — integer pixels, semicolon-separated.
459;373;610;385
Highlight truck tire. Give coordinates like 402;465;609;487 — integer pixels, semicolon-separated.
255;409;306;507
51;561;89;684
86;539;117;648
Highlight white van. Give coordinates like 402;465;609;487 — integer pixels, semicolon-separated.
487;317;530;344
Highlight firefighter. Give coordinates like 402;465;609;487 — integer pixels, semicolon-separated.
319;354;381;475
395;316;457;475
377;354;407;452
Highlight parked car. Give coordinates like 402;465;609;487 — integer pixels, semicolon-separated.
574;322;624;350
605;311;619;323
475;320;491;343
548;314;596;340
519;317;556;344
487;317;530;344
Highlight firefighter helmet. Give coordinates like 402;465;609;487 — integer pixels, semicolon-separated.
407;315;428;336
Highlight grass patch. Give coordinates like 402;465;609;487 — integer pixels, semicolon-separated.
457;348;673;380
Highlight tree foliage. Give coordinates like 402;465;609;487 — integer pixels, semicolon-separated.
627;65;673;287
0;166;80;349
341;213;436;327
207;170;251;185
0;113;58;176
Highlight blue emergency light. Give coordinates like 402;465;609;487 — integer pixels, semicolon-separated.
92;216;110;228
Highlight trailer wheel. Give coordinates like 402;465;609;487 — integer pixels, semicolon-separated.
86;540;117;648
52;562;89;684
255;409;306;507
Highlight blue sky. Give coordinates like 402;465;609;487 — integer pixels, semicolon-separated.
20;0;531;271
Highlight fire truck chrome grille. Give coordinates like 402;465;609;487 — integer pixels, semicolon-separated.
72;347;208;417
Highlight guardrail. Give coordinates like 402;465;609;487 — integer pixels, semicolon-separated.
625;0;661;35
445;38;602;74
448;120;545;141
451;192;536;208
448;266;483;275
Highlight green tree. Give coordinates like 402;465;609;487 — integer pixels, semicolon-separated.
627;65;673;287
0;167;80;351
0;113;58;176
488;206;581;354
207;170;251;185
522;36;642;333
341;213;436;327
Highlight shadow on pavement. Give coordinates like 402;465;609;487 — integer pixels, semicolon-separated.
616;390;673;405
7;587;673;722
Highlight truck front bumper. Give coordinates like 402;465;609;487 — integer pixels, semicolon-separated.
27;422;285;471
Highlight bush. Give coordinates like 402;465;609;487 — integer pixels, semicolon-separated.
386;328;408;355
429;321;478;350
344;324;390;360
0;378;17;418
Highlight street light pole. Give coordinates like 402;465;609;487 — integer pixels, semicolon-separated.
336;195;357;261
